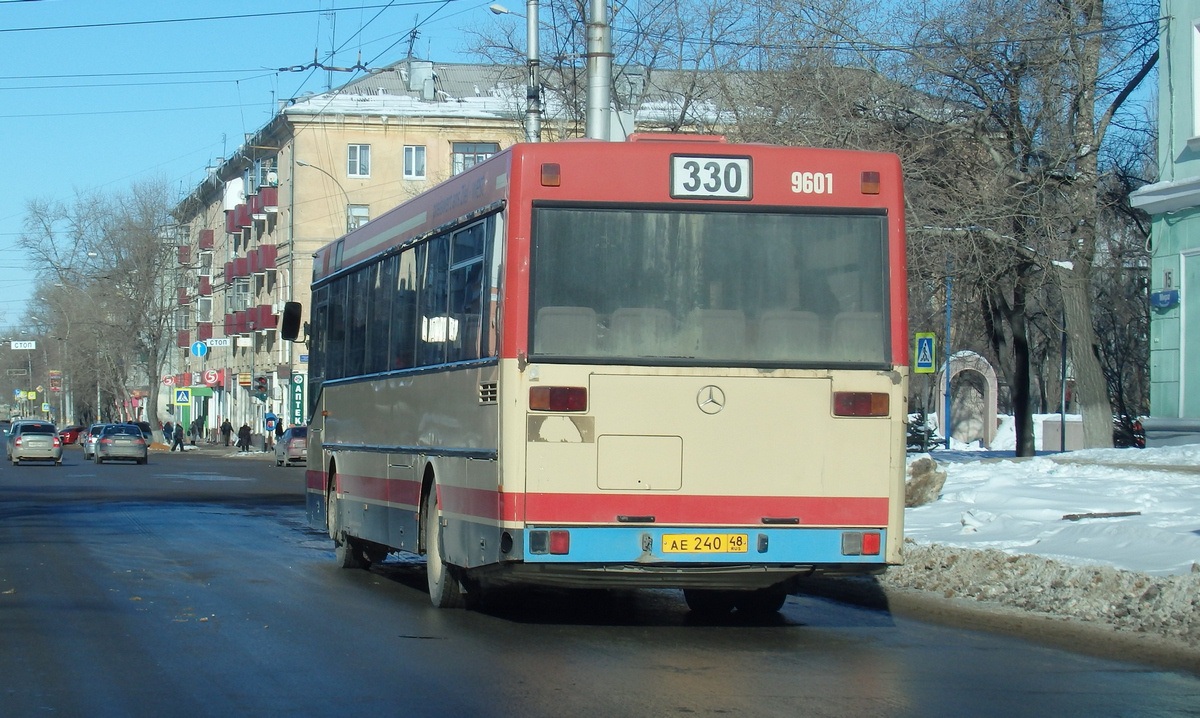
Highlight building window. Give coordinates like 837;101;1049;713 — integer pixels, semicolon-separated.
196;297;213;324
232;277;251;312
348;204;370;231
452;142;499;175
198;252;212;278
404;145;426;180
348;144;371;177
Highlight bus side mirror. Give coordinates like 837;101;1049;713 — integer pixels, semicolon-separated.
280;301;303;341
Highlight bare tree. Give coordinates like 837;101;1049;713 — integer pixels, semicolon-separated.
20;179;179;433
886;0;1158;450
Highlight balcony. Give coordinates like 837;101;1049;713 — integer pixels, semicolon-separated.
233;203;251;229
176;330;190;348
249;193;266;221
196;322;213;341
258;244;277;271
260;186;279;211
178;245;192;265
198;276;212;296
198;228;215;250
177;287;190;305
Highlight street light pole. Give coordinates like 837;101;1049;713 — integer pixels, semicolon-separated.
489;2;542;143
296;160;352;233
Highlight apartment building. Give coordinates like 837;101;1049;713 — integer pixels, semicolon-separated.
168;59;531;436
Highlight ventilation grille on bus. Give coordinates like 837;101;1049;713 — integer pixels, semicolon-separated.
478;382;498;404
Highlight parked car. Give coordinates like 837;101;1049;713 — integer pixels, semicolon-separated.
81;423;110;460
58;424;85;445
7;420;63;465
275;426;308;466
132;421;153;440
93;424;148;465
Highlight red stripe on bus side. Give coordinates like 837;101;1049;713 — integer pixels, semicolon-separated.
315;472;888;527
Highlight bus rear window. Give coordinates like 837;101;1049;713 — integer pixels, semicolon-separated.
529;207;889;366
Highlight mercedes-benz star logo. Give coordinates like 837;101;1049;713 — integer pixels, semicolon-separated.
697;385;726;415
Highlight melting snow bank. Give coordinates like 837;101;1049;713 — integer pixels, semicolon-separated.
879;542;1200;650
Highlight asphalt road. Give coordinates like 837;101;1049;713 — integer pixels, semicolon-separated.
1;447;1197;717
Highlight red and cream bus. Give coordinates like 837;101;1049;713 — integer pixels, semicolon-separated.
281;135;908;613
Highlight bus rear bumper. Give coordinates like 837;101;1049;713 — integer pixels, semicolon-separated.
478;525;890;590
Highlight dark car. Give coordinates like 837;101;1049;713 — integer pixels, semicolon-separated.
94;424;148;464
274;426;308;466
133;421;153;441
7;420;63;465
58;424;86;445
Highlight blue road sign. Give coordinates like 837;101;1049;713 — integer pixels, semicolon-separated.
914;333;936;374
190;341;209;358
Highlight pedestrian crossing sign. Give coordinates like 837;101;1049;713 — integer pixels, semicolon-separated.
174;388;191;405
914;333;936;374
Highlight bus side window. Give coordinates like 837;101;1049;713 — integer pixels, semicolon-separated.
416;238;450;367
394;249;419;369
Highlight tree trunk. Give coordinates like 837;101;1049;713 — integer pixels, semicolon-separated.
1061;269;1113;448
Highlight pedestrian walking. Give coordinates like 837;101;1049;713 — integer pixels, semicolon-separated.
220;419;233;447
171;423;185;451
237;422;252;452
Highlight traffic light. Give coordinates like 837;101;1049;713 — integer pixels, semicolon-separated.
252;375;269;400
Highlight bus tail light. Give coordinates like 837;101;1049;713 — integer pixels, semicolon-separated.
861;171;881;194
833;392;889;417
529;386;587;412
842;531;881;556
541;163;561;186
529;529;571;555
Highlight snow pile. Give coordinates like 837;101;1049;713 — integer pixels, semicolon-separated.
881;542;1200;648
890;439;1200;650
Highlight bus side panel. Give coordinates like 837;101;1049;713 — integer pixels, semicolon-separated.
318;365;500;562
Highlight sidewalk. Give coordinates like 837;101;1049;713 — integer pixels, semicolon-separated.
149;440;276;459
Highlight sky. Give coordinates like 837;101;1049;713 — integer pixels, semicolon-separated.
0;0;510;322
909;416;1200;577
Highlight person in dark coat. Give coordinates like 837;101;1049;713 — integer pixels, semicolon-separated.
171;423;185;451
220;419;233;447
237;423;252;452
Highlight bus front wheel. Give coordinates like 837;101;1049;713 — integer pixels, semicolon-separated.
423;488;464;608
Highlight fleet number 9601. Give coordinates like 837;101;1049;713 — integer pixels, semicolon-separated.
792;171;833;194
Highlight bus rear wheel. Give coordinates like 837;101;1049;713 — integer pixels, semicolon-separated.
423;488;464;608
327;478;367;569
683;589;738;616
734;586;788;615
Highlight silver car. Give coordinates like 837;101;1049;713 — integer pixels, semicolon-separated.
94;424;149;465
7;420;63;465
274;426;308;466
81;423;110;460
